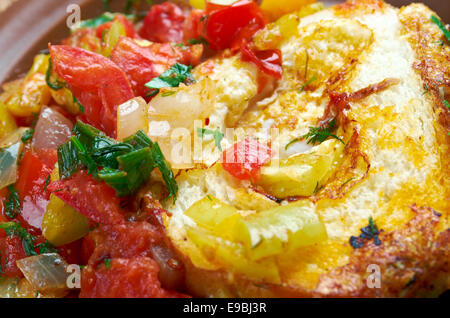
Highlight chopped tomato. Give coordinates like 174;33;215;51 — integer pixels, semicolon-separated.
139;2;186;43
110;37;203;97
198;0;267;51
15;150;55;231
57;239;83;265
221;138;273;181
183;9;204;42
95;14;137;39
47;171;125;226
240;41;282;79
0;235;26;277
49;45;134;138
80;257;186;298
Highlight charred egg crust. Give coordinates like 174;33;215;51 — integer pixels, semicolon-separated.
155;0;449;297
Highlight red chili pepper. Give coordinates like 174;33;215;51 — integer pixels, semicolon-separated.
240;41;283;79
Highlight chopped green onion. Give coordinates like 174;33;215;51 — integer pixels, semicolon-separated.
431;15;450;42
45;58;65;91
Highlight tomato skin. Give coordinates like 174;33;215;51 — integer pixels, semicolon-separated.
240;41;282;79
110;37;203;97
49;45;134;138
80;257;185;298
139;2;186;43
47;171;125;226
15;150;55;231
199;0;267;51
0;236;26;277
183;9;204;42
221;138;273;181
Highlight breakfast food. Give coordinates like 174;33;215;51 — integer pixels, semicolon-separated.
0;0;448;298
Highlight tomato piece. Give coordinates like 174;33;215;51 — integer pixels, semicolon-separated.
87;222;162;263
80;257;186;298
240;41;282;79
47;171;125;226
221;138;273;181
0;235;26;277
198;0;267;51
183;9;204;42
57;239;83;265
139;2;186;43
110;37;203;97
49;45;134;137
95;14;137;39
15;150;55;230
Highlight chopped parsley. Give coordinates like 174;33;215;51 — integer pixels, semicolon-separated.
298;75;317;93
43;175;51;193
197;127;224;151
21;129;34;144
4;185;21;219
36;240;58;254
349;217;381;249
45;58;65;91
301;118;345;145
0;222;37;256
188;37;208;45
80;12;115;29
57;121;178;201
431;15;450;42
145;63;195;96
104;258;112;269
73;95;85;114
443;100;450;108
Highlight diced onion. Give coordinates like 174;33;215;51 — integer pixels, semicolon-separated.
32;107;73;151
16;253;70;297
0;277;21;298
117;97;148;141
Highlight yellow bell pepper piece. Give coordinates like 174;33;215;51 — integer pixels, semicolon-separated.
6;73;50;117
187;226;280;283
256;139;344;198
189;0;205;10
184;195;240;238
0;101;17;140
102;20;126;57
42;194;90;246
261;0;317;21
234;201;327;260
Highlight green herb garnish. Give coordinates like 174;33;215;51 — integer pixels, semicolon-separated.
431;15;450;42
104;258;112;269
443;100;450;108
197;127;224;151
4;185;21;219
21;129;34;144
57;121;178;201
80;12;115;29
298;75;317;93
302;118;344;145
45;58;65;91
188;37;208;45
145;63;195;94
0;222;37;256
35;240;58;254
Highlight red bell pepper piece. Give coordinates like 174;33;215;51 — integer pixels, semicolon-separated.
221;138;273;181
